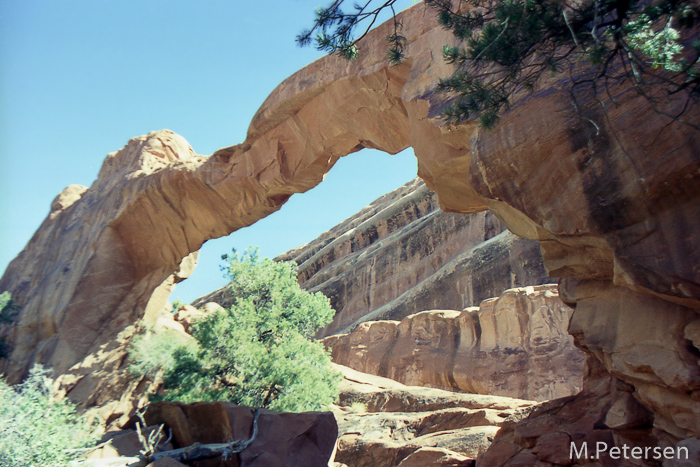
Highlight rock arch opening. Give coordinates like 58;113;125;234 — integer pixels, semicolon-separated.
0;1;698;462
173;147;419;304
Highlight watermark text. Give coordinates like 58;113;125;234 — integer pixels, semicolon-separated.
571;441;688;461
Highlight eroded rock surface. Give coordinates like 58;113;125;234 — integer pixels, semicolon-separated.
103;402;338;467
334;364;534;467
276;178;550;336
196;178;550;337
324;285;585;401
89;364;534;467
0;0;698;462
53;297;194;429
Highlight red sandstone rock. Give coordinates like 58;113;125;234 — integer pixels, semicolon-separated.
324;285;585;401
131;402;338;467
335;364;534;414
172;304;206;334
196;178;550;338
397;447;473;467
333;364;533;467
274;178;550;337
0;0;697;463
476;359;658;467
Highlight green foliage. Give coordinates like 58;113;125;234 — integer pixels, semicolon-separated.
626;13;684;71
430;0;700;127
301;0;700;128
0;292;19;359
128;327;196;379
297;0;406;64
0;366;98;467
0;292;19;325
157;248;342;412
349;401;368;414
170;299;186;311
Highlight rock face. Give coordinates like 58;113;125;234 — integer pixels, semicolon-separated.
0;0;698;462
196;178;550;337
138;402;338;467
92;402;338;467
333;364;534;467
324;284;585;401
0;133;204;382
283;178;551;337
89;364;535;467
53;299;194;429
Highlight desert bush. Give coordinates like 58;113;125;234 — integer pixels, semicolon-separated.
0;365;97;467
0;292;19;359
155;248;342;412
349;402;368;414
0;292;19;325
128;327;195;379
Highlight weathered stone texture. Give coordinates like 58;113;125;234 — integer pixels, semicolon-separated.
333;364;533;467
324;285;585;401
0;0;697;462
198;178;550;336
131;402;338;467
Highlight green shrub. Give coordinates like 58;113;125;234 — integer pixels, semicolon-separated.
348;401;368;414
349;402;368;414
0;292;19;325
128;328;195;379
155;248;342;412
0;292;20;359
0;365;97;467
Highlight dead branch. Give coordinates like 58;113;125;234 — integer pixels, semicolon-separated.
72;408;260;467
135;409;165;458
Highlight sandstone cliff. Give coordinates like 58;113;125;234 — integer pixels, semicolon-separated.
196;177;551;336
0;1;698;463
324;284;585;402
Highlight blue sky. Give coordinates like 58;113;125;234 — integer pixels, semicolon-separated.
0;0;419;302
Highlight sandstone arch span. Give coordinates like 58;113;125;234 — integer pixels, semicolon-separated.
1;2;699;462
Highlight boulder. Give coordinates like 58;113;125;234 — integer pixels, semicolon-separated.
172;304;206;334
129;402;338;467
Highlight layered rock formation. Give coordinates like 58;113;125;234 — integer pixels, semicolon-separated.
0;0;698;464
333;364;534;467
324;284;585;401
197;178;550;336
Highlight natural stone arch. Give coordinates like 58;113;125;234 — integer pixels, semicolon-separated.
0;3;468;381
1;1;699;458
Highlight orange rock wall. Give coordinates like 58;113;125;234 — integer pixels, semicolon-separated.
0;2;698;460
324;285;585;401
198;178;551;336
